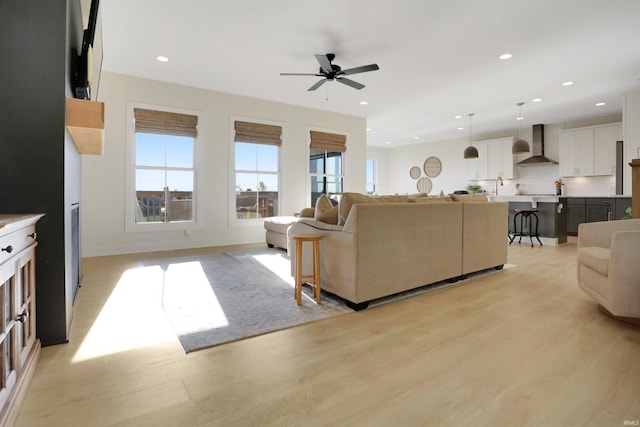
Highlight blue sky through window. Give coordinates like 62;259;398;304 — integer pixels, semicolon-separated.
136;133;194;191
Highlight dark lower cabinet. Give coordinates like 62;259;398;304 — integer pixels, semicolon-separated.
567;197;631;236
586;198;613;223
567;198;586;236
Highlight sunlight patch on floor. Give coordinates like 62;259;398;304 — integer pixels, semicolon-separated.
252;253;295;287
161;261;229;332
72;260;227;363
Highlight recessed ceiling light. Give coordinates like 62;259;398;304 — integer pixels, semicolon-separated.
454;115;462;119
516;116;524;121
385;141;391;145
360;101;368;105
532;98;542;102
156;56;169;62
596;102;606;106
562;81;574;86
366;128;371;131
413;136;420;140
499;53;512;60
458;127;464;131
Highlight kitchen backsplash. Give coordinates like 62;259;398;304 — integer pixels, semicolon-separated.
476;164;617;197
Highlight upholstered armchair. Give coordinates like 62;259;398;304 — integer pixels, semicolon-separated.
577;218;640;322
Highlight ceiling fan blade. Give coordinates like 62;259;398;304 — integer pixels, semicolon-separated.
308;79;328;91
340;64;380;76
336;77;365;90
280;73;324;76
315;54;333;74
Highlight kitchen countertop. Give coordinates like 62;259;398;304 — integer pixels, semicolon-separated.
488;195;559;207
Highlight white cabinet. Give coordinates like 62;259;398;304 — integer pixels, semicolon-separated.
0;214;43;427
466;143;488;180
559;123;622;177
487;138;516;179
594;124;622;176
466;137;515;180
559;128;595;176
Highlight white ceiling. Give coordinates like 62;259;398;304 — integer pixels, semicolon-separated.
98;0;640;147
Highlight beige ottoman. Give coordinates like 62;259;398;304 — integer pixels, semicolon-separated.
263;216;300;249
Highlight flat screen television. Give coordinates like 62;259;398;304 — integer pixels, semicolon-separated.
72;0;101;100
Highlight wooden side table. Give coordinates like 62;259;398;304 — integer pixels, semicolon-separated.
292;234;322;305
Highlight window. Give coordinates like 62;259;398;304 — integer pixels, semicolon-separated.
366;159;376;194
234;121;281;220
309;130;346;206
133;108;197;225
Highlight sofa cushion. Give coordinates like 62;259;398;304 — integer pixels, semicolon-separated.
299;207;315;218
413;196;453;203
450;194;489;202
337;193;410;225
263;216;300;234
577;246;610;276
314;194;339;224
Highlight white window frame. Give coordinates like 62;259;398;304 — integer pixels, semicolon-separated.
307;127;347;207
366;158;377;194
229;116;284;227
125;102;202;232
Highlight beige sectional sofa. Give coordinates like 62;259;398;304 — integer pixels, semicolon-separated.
287;193;508;309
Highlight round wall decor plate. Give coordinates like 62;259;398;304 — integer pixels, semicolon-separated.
424;156;442;178
409;166;421;179
416;177;432;194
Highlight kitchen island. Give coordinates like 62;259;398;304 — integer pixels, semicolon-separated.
488;195;567;245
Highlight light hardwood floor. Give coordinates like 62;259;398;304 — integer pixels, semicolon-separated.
15;242;640;426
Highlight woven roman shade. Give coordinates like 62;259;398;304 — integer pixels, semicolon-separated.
309;131;347;153
134;108;198;138
234;121;282;146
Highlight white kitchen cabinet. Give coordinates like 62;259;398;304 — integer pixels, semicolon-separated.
487;138;516;179
594;124;622;176
466;137;515;180
466;143;488;180
559;123;622;177
559;128;595;177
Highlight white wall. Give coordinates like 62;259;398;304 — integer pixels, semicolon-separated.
623;90;640;193
369;115;625;198
82;72;366;256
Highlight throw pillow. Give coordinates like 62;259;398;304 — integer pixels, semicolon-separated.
314;194;339;224
299;207;315;218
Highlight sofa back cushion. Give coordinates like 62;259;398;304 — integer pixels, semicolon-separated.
314;194;339;224
337;193;410;225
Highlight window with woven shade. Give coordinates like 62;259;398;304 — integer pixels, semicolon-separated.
233;120;282;220
133;108;198;224
309;130;346;207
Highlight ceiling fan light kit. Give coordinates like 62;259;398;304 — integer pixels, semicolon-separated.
512;102;531;154
280;53;379;91
463;113;479;159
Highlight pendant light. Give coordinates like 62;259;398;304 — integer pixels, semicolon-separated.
512;102;530;154
463;113;479;159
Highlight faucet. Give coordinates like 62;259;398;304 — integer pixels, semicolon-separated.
495;176;503;195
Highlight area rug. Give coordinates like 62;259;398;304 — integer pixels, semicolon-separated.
148;248;352;353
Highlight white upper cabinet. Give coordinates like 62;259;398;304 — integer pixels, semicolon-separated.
594;124;623;176
559;123;622;177
487;138;516;179
467;137;515;180
466;143;488;180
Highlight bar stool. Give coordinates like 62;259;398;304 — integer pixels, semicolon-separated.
292;234;322;305
510;208;543;247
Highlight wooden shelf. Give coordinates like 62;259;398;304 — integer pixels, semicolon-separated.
66;98;105;155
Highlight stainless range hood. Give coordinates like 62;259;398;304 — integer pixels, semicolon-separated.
516;124;558;166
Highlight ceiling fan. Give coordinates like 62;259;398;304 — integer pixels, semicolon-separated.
280;53;379;91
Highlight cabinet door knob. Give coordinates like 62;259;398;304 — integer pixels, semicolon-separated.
16;310;29;323
1;245;13;253
29;232;37;240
